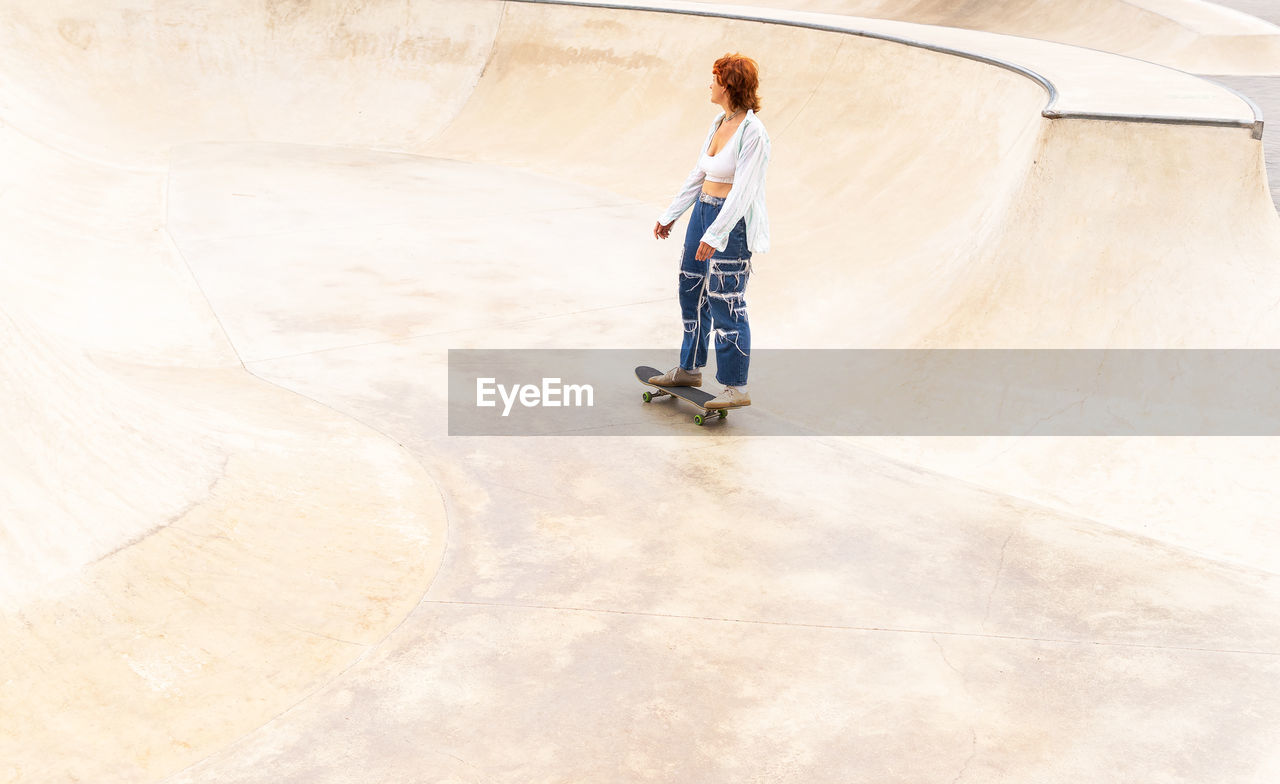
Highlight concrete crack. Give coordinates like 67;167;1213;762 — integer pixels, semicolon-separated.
981;529;1016;631
932;635;964;677
951;728;978;784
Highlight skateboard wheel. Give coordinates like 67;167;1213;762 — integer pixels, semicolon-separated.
694;414;705;426
718;409;727;419
642;391;652;403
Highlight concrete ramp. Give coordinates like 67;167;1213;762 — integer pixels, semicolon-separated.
2;1;1280;782
426;1;1280;347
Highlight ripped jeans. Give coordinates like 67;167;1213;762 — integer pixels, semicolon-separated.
678;192;752;387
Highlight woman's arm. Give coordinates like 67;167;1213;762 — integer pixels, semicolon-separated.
699;121;770;252
656;119;720;226
657;163;707;227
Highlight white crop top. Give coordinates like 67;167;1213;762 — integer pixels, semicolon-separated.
699;119;743;183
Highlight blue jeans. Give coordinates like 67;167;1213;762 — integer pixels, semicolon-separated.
678;192;752;386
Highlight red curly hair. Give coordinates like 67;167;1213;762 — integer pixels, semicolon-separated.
713;53;762;114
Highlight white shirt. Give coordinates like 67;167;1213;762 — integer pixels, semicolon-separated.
658;109;771;254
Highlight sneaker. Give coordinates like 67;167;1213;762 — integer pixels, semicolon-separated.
648;366;702;387
705;386;751;409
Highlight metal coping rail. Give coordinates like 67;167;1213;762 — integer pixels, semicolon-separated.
505;0;1265;140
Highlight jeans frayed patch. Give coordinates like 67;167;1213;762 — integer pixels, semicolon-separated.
679;270;707;298
709;290;748;318
709;257;752;273
713;327;749;357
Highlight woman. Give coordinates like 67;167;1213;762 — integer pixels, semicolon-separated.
651;53;771;410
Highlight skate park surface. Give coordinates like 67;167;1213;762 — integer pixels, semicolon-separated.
3;0;1280;781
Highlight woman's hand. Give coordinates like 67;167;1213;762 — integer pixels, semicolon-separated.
651;221;715;259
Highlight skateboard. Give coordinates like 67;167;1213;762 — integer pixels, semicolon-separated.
635;365;744;425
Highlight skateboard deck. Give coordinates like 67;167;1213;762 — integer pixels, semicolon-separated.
634;365;744;425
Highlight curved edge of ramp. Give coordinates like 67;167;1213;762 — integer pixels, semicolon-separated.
510;0;1264;138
